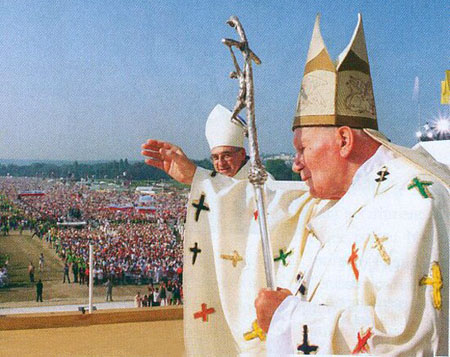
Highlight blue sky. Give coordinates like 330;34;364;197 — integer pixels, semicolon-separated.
0;1;448;161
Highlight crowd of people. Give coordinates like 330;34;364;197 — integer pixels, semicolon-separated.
53;222;184;288
134;281;182;308
0;176;187;302
0;177;187;225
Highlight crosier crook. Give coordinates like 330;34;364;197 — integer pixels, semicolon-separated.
222;16;275;289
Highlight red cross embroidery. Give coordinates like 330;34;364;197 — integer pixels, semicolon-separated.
253;210;258;221
347;243;359;281
193;303;215;322
352;328;372;354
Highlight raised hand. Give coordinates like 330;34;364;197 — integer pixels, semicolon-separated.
141;139;196;185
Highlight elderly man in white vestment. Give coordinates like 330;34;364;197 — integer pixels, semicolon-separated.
254;16;449;356
144;104;307;356
142;14;449;356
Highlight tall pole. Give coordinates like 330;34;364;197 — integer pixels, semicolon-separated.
89;243;93;314
222;16;275;289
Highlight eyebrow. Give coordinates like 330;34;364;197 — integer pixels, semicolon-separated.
211;150;238;156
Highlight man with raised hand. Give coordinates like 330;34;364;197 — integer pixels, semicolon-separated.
143;105;318;356
143;104;248;180
142;14;449;356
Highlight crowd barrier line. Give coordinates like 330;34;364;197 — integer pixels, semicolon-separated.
0;305;183;331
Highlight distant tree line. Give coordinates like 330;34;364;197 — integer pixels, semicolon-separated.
0;158;213;181
0;158;299;181
265;159;301;181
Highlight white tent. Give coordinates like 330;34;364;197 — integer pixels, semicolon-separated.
135;186;155;195
57;221;87;227
413;140;450;166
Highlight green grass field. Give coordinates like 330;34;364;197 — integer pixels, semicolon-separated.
0;231;148;307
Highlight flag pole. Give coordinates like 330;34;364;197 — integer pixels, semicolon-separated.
222;16;276;290
89;243;94;313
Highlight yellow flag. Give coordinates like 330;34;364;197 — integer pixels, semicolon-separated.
441;70;450;105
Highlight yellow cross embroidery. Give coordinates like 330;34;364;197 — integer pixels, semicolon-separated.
419;261;443;310
243;320;266;341
371;233;390;265
220;250;243;267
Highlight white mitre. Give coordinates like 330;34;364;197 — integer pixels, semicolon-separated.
205;104;247;150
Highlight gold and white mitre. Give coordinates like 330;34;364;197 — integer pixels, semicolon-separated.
205;104;247;150
294;13;376;130
293;14;450;187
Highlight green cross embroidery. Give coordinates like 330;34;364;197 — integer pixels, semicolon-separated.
407;177;433;199
274;249;293;266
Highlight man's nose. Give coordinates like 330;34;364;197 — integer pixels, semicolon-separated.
292;162;301;174
292;155;303;173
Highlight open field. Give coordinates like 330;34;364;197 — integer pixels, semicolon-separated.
0;231;152;307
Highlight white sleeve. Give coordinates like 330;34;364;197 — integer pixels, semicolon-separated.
267;180;449;356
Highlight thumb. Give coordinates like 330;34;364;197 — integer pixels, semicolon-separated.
276;287;292;295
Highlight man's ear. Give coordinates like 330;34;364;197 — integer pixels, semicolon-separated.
336;126;354;158
240;148;247;160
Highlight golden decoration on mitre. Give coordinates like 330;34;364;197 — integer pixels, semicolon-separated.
292;14;450;188
293;13;377;130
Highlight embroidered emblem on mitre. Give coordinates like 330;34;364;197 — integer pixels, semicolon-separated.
293;14;377;130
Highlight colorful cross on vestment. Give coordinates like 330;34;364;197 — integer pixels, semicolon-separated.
296;272;307;296
274;249;293;266
419;261;443;310
371;233;390;265
351;328;372;354
193;303;215;322
297;325;318;355
253;210;258;221
243;320;266;341
347;243;359;281
407;177;433;199
189;242;201;265
220;250;243;267
374;166;390;196
192;193;210;221
375;166;390;182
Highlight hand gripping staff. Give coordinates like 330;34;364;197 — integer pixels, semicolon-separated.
222;16;276;290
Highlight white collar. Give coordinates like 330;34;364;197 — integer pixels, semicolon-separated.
351;145;396;185
309;146;396;245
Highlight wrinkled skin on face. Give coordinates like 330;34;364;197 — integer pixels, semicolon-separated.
292;127;350;199
211;146;247;177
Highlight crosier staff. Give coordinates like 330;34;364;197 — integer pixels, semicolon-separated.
222;16;276;290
